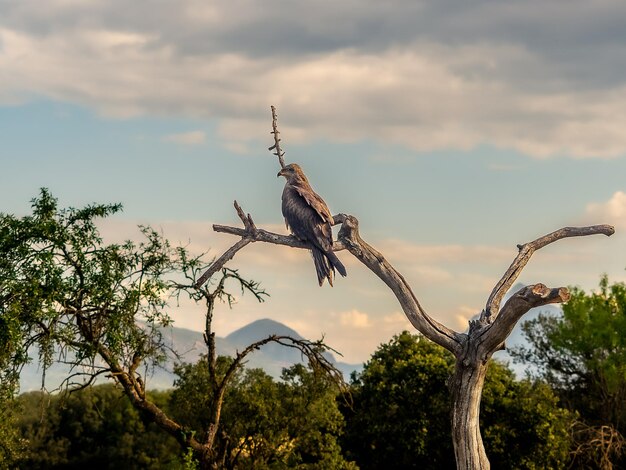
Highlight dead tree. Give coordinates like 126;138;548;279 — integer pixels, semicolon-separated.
198;107;615;469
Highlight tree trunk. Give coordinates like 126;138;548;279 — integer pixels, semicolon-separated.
450;358;490;469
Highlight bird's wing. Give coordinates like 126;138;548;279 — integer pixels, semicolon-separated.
291;183;334;225
282;185;333;250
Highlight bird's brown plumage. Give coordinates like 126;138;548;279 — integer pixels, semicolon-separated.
278;163;347;286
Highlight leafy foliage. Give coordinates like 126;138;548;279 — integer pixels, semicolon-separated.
342;331;572;470
480;362;572;469
341;331;455;469
0;394;25;467
512;275;626;468
1;190;592;468
0;190;348;468
171;359;357;469
14;384;183;469
0;189;178;395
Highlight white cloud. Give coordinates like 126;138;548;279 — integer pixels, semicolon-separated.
410;265;454;283
339;309;371;328
382;311;400;322
585;191;626;228
454;305;481;331
163;130;206;145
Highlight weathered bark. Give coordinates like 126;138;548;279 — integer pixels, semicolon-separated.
450;359;489;468
207;201;614;469
447;284;574;468
336;214;462;353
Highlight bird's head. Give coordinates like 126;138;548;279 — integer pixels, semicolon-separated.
277;163;307;183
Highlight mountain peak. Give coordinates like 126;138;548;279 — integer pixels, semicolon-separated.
226;318;302;346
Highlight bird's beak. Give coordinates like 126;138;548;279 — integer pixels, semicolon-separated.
277;169;285;178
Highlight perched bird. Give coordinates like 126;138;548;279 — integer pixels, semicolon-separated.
278;163;347;286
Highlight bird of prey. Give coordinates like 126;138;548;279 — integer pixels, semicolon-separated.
278;163;347;286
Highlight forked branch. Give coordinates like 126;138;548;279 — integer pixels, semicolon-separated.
202;106;617;470
484;225;614;321
477;283;571;356
194;201;257;288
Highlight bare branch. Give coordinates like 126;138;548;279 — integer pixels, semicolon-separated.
484;225;614;321
268;105;286;169
56;367;111;394
212;208;351;252
570;421;626;468
335;213;464;354
194;201;257;288
224;334;346;390
207;207;614;363
194;239;252;288
478;283;570;355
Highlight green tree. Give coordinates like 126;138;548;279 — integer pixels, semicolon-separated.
15;384;182;469
171;358;356;469
341;331;455;469
342;331;572;470
0;393;25;467
512;275;626;468
480;363;572;469
171;252;343;468
0;188;175;394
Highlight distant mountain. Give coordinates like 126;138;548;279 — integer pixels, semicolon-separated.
224;319;360;380
19;318;363;392
227;318;302;344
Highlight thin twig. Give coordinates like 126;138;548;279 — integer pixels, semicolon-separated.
194;201;257;288
194;239;252;289
225;334;346;391
268;105;286;168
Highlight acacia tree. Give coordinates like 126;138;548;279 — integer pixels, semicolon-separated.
0;189;341;469
202;106;615;469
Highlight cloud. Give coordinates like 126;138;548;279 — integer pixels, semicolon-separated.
339;309;371;328
2;1;626;157
163;130;206;145
453;305;481;331
378;239;512;264
410;265;454;283
585;191;626;228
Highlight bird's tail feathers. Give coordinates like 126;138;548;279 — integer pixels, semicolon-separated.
326;250;347;278
312;247;333;287
311;247;347;287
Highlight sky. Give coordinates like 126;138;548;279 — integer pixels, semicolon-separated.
1;0;626;364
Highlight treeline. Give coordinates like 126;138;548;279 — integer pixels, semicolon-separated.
7;281;626;470
12;362;351;469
